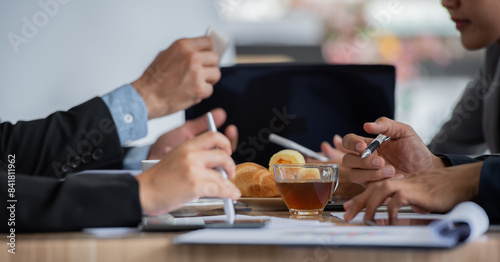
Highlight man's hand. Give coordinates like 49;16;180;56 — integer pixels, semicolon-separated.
132;37;221;119
147;108;238;160
342;117;446;187
320;134;352;164
304;135;364;200
343;162;482;222
136;132;241;216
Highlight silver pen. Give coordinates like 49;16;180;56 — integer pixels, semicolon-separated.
206;112;236;224
268;133;329;162
360;134;390;159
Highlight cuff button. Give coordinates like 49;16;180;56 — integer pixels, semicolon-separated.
92;148;104;160
124;114;134;124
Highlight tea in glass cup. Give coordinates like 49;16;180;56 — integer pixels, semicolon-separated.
274;163;339;215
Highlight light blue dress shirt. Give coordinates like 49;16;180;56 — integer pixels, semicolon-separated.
101;84;150;170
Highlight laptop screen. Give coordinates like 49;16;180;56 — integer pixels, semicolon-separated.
186;64;395;167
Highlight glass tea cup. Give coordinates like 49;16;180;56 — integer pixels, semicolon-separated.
273;163;339;215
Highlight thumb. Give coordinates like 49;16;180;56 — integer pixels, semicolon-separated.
363;117;416;140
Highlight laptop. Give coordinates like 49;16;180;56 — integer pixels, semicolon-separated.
186;64;396;167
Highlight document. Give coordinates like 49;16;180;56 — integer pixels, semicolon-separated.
174;202;489;248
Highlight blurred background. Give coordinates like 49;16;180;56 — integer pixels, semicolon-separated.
0;0;483;146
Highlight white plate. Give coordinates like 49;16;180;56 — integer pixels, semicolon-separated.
238;197;288;211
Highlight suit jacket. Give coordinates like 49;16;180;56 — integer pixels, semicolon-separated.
443;154;500;224
429;44;500;155
0;98;142;232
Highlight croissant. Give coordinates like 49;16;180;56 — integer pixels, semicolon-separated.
231;162;280;197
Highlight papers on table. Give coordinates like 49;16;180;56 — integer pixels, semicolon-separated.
174;202;489;249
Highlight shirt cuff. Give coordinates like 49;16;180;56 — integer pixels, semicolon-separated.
123;145;151;170
436;154;479;166
101;84;148;146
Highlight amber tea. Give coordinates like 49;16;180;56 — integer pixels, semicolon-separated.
276;180;334;215
274;163;339;215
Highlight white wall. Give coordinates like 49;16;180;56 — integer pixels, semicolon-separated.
0;0;235;145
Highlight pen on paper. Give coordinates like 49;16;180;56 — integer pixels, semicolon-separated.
361;134;390;159
206;112;236;224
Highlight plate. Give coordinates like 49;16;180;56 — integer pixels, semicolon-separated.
171;198;225;216
182;198;224;207
238;197;288;211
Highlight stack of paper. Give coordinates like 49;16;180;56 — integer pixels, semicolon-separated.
174;202;489;248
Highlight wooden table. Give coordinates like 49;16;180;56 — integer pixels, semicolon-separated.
3;208;500;262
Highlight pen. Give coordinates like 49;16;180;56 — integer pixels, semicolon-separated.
206;112;236;224
360;134;390;159
269;134;329;162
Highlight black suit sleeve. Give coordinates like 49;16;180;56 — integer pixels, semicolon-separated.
1;171;142;232
441;154;500;224
0;97;142;232
0;97;124;178
478;156;500;224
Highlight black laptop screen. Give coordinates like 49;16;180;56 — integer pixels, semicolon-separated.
186;64;395;166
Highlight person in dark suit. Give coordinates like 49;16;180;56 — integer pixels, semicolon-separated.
316;0;500;216
321;0;500;163
339;117;500;224
0;37;241;233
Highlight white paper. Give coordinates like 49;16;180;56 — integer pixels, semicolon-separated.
332;201;489;243
174;202;489;248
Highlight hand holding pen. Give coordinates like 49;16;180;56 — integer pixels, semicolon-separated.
206;112;236;224
341;117;442;187
361;134;390;159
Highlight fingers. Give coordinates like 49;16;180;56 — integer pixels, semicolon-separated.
186;107;227;134
194;149;236;179
224;124;239;153
344;176;414;222
342;133;371;153
190;36;216;51
386;193;404;222
343;153;387;170
204;67;222;85
199;51;219;67
362;182;397;221
347;165;396;186
333;134;352;154
179;37;220;66
185;109;238;153
363;117;416;140
197;170;241;200
362;176;407;221
185;108;223;136
188;132;232;155
343;194;367;221
343;179;394;221
344;183;387;221
211;108;228;128
186;134;240;198
321;141;343;163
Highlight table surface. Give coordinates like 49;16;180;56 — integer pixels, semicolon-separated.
3;206;500;262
